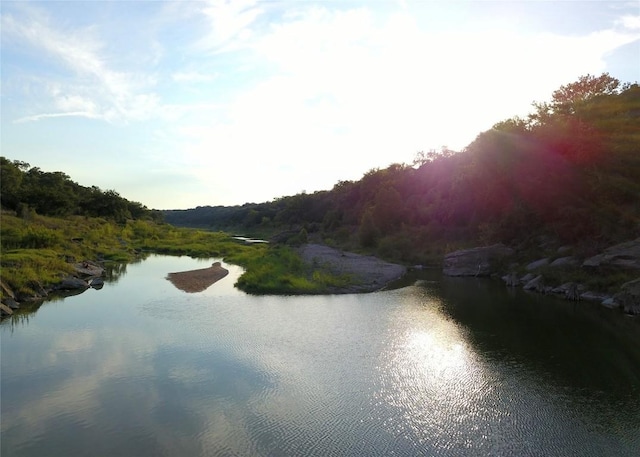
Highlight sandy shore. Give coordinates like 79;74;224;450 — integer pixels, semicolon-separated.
298;243;407;293
167;262;229;293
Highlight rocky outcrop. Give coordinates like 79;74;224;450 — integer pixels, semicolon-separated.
0;258;106;319
443;244;514;276
614;279;640;315
486;237;640;315
583;238;640;269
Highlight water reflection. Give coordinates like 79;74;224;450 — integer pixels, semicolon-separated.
2;256;640;457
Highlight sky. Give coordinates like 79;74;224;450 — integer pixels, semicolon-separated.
1;1;639;210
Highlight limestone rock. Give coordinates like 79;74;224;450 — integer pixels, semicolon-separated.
73;260;105;278
520;273;536;284
552;282;582;300
0;303;13;317
443;244;514;277
523;275;545;292
549;256;579;267
89;277;105;289
0;280;16;300
583;238;640;269
57;277;90;291
502;272;519;287
580;291;610;302
526;258;549;271
2;298;20;309
614;278;640;315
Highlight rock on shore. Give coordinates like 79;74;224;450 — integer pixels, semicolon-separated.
443;244;514;277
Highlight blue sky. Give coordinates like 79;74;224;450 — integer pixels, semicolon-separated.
2;1;639;210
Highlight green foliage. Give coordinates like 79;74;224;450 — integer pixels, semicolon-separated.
0;157;157;222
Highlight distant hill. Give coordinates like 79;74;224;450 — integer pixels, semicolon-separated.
164;74;640;265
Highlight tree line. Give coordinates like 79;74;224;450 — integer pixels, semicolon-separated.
164;74;640;264
0;159;162;223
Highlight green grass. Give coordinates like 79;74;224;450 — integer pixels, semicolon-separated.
0;249;73;295
0;214;353;298
234;245;353;294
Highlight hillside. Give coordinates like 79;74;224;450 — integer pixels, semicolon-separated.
165;74;640;264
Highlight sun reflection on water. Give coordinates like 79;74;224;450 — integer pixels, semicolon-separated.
374;294;503;452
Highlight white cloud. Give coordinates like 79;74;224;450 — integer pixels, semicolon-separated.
619;15;640;30
195;0;264;52
172;71;218;83
14;111;102;124
2;4;160;124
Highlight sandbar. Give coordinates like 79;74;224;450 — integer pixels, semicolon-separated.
167;262;229;293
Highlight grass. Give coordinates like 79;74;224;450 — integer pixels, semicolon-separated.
233;245;353;294
0;213;354;299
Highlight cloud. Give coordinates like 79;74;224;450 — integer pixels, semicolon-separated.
171;71;219;83
167;4;640;206
618;15;640;30
195;0;264;53
2;4;160;124
14;111;102;124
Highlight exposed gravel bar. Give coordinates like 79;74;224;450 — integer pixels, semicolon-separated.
298;243;407;293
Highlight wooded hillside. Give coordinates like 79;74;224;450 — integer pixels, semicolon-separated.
164;74;640;264
0;159;162;223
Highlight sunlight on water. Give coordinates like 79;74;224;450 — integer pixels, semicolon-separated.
371;293;501;453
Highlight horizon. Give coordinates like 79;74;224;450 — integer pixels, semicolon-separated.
2;1;639;210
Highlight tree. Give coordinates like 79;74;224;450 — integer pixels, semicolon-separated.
0;158;25;210
531;73;624;122
358;207;379;248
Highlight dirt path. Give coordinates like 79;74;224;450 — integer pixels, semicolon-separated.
298;244;406;293
167;262;229;293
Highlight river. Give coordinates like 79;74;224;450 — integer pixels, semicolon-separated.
2;254;639;456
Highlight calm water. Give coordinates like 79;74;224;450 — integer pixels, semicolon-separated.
2;255;639;456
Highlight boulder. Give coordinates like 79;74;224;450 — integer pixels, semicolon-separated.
580;291;610;302
0;303;13;317
0;280;16;300
56;277;90;291
73;260;105;278
526;258;549;271
614;278;640;315
557;246;572;255
551;282;582;300
549;256;579;268
89;277;105;289
2;298;20;309
583;238;640;269
520;273;536;284
443;244;514;277
523;275;545;292
502;272;519;287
